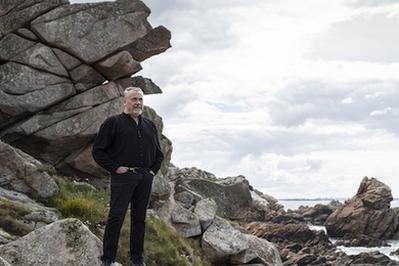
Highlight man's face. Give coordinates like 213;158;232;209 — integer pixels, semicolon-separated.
124;91;143;117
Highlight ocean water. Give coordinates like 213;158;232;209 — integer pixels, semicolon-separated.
279;199;399;260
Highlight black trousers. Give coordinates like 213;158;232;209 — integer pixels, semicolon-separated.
101;170;154;263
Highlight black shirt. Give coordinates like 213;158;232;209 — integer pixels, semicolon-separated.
92;112;164;175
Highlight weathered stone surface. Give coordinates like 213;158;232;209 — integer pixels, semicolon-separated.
126;26;171;61
251;190;272;212
335;234;389;247
0;0;25;17
116;76;162;95
230;234;282;266
293;200;342;225
245;222;328;245
0;141;58;199
0;62;75;127
0;34;35;60
194;198;217;231
167;166;217;181
179;175;253;219
13;43;68;77
94;50;141;80
171;204;201;237
151;174;171;199
325;177;398;239
16;28;38;41
0;0;67;38
52;48;81;70
69;64;105;92
31;0;152;63
174;191;195;209
201;217;248;264
0;218;102;266
11;97;123;164
0;256;11;266
2;79;120;157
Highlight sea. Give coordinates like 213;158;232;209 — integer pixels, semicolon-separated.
278;199;399;261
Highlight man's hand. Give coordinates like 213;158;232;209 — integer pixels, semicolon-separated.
115;166;129;174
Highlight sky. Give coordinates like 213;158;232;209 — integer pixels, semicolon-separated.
73;0;399;199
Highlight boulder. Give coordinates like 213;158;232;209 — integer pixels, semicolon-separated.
115;76;162;95
94;51;142;80
230;234;282;265
194;198;217;231
166;166;217;181
244;222;330;246
177;175;253;219
69;64;105;92
201;217;248;264
150;174;172;201
0;218;102;266
325;177;398;239
31;0;152;63
0;141;58;199
174;191;195;209
170;204;201;237
125;26;172;62
10;97;123;165
0;0;67;38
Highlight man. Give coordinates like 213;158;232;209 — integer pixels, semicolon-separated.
92;87;164;266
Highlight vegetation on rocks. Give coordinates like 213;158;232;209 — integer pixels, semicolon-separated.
0;200;32;236
46;176;210;265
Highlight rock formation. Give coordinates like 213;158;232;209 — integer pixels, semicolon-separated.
325;177;399;239
0;0;172;187
0;218;102;265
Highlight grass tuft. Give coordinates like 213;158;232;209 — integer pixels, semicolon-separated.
0;200;32;236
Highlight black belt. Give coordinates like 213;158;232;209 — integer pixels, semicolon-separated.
127;167;148;173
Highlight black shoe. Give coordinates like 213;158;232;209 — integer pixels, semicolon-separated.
101;260;112;266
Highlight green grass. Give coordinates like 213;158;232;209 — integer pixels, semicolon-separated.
0;200;33;236
46;176;211;266
46;176;109;235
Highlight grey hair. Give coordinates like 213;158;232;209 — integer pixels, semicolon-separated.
124;87;144;97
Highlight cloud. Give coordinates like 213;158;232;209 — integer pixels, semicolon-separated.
307;6;399;62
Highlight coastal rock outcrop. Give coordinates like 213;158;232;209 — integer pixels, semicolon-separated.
325;177;399;239
0;0;172;186
0;218;102;266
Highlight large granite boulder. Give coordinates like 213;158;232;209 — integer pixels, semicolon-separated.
0;141;58;199
30;0;152;63
176;175;253;219
0;218;102;266
325;177;399;239
201;217;249;264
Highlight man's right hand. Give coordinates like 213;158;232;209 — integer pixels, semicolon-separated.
115;166;129;174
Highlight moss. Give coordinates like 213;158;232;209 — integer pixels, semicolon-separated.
0;200;32;236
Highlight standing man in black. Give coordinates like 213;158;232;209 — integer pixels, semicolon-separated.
92;87;164;266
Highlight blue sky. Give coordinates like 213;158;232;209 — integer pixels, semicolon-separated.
73;0;399;198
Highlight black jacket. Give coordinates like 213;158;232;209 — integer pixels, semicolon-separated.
92;112;164;175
